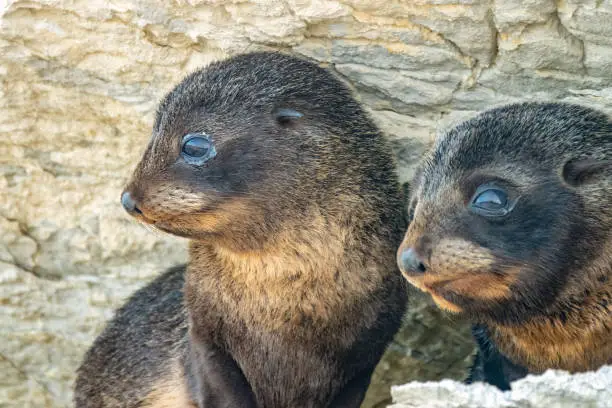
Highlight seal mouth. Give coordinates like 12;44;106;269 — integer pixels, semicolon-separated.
405;265;520;315
401;271;462;312
401;270;452;293
152;222;195;239
131;201;217;226
142;207;222;239
133;212;156;225
124;203;162;225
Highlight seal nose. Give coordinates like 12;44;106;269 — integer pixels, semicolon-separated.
398;247;427;275
121;191;142;215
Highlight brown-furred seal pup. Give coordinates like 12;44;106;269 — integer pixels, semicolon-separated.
74;51;408;408
396;102;611;390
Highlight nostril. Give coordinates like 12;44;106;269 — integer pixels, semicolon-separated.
121;191;142;215
398;247;427;275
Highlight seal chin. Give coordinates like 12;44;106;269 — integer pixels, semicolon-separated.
151;213;220;239
402;273;463;313
400;272;428;293
152;223;210;240
429;292;463;313
133;213;157;225
153;223;196;239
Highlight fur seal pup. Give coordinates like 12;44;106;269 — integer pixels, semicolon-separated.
75;51;408;407
397;102;611;389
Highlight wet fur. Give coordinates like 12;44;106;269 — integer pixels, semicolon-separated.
398;102;611;388
74;52;408;407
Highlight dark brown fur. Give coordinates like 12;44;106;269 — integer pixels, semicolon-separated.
397;102;611;389
74;52;408;407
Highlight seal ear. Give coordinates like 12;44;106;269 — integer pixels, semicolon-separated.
562;158;612;186
274;108;303;126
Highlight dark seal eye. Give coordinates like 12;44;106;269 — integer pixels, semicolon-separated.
183;136;210;157
469;186;512;217
275;108;303;126
474;189;507;209
181;134;216;165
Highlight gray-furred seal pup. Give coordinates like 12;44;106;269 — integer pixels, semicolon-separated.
397;102;611;390
74;51;408;407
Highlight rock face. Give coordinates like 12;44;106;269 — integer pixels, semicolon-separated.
389;365;612;408
0;1;610;407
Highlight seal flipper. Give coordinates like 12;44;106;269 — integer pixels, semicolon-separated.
467;324;528;390
185;338;257;408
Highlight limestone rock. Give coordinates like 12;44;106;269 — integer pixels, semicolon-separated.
389;365;612;408
557;0;612;45
1;0;612;407
493;0;556;30
495;16;584;73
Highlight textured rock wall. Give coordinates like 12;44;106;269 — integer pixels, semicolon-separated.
1;1;611;407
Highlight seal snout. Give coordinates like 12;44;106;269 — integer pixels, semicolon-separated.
121;191;142;216
397;246;427;276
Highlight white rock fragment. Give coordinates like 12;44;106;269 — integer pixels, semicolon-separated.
389;366;612;408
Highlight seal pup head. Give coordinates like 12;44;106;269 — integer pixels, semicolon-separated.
121;52;399;252
397;102;611;324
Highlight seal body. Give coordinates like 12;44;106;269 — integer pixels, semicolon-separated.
75;52;408;407
397;102;611;389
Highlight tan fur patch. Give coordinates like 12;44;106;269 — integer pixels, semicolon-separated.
492;236;612;372
439;271;517;301
141;362;196;408
492;314;611;373
401;270;463;312
430;293;462;313
429;238;496;273
149;199;252;233
189;199;251;231
186;208;388;337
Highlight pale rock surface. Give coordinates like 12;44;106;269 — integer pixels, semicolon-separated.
389;365;612;408
0;0;611;407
